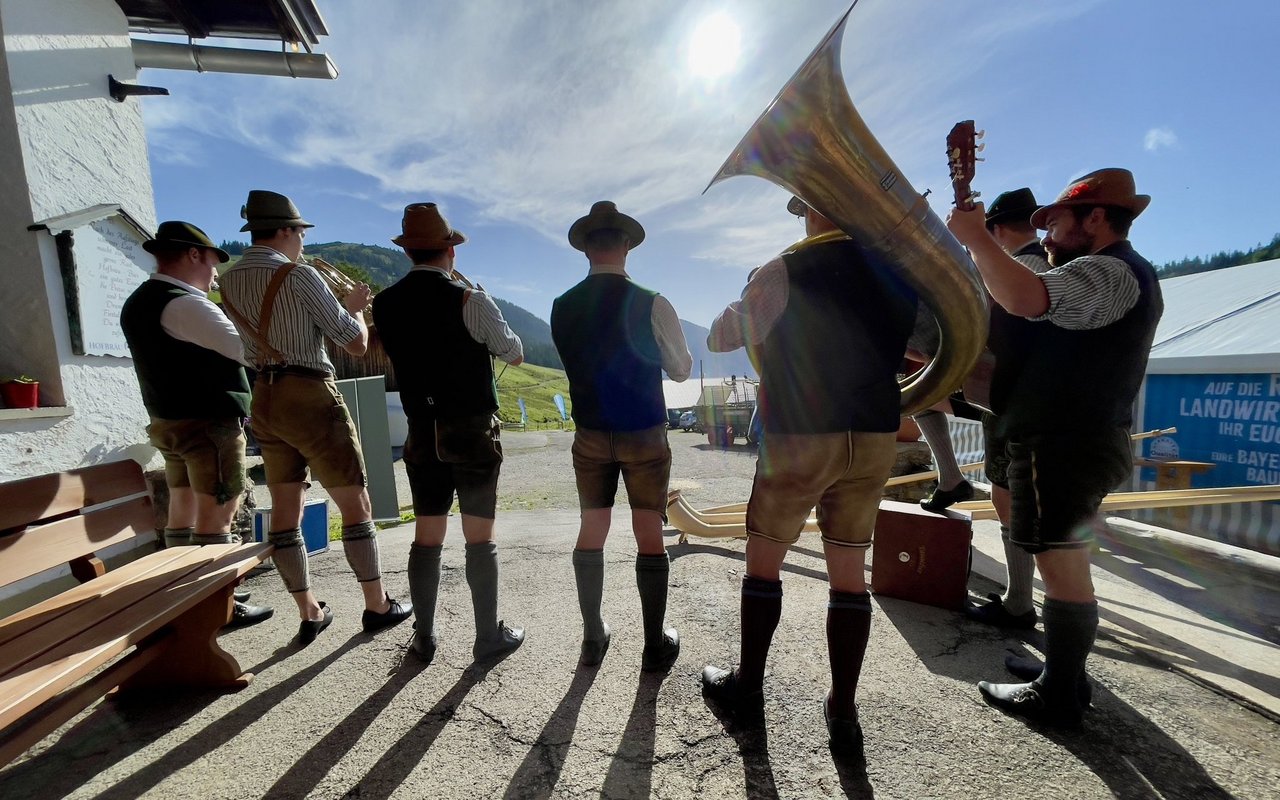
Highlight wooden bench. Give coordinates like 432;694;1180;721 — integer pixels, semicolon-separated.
0;460;271;767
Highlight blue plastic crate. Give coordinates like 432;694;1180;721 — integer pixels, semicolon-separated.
253;498;330;555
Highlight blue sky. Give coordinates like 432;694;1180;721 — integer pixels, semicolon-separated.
142;0;1280;328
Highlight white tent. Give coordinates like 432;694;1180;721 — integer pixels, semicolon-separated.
1146;259;1280;374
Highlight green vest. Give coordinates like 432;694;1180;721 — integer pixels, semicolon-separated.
120;279;251;420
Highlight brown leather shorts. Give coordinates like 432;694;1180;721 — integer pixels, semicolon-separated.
147;416;246;504
746;430;897;547
571;425;671;515
250;374;367;488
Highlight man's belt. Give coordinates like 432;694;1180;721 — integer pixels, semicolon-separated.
256;364;331;381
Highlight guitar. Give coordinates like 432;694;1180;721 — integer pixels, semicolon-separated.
945;121;996;412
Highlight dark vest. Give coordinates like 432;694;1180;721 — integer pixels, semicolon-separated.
120;279;251;420
986;240;1048;402
753;239;917;434
551;273;665;431
372;269;497;420
991;241;1163;436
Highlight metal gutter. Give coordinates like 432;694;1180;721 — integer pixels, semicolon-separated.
130;38;339;80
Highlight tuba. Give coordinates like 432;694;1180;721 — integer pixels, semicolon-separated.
705;5;987;416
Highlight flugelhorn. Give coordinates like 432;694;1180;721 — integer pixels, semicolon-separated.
705;5;988;416
301;254;373;323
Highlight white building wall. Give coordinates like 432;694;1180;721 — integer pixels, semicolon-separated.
0;0;158;480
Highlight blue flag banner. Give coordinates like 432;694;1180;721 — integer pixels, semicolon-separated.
553;393;567;421
517;397;528;425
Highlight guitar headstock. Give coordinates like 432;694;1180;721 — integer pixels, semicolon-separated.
946;120;984;211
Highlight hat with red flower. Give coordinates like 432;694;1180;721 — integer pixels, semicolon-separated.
1030;168;1150;229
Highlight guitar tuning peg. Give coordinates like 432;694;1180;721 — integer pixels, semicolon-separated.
974;157;985;162
969;191;981;200
976;129;986;139
975;143;986;152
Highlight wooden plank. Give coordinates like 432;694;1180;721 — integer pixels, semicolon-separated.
0;496;154;589
0;543;270;730
0;461;146;533
949;485;1280;521
0;546;210;675
0;546;194;649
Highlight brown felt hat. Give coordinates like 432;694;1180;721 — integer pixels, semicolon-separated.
1030;169;1150;229
143;220;229;263
392;203;466;249
239;190;313;232
567;201;645;251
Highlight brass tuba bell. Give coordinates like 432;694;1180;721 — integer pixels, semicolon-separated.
705;5;988;416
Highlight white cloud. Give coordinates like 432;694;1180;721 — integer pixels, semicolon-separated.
1144;127;1179;152
144;0;1096;262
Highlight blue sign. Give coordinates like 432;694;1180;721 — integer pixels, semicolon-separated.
517;397;528;425
553;393;567;421
1142;373;1280;487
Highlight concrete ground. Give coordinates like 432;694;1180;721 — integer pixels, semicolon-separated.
3;432;1279;799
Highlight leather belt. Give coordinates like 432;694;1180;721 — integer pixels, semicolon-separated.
255;364;330;382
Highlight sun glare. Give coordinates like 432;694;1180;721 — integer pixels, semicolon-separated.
688;12;741;79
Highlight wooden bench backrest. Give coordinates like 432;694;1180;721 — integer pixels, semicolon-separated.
0;461;152;589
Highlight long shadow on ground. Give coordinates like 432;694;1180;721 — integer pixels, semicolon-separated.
503;664;600;799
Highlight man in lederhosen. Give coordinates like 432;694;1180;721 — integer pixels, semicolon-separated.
372;203;526;664
947;169;1163;726
551;201;692;673
121;221;272;630
220;190;411;645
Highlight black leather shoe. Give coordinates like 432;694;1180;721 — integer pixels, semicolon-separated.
965;593;1037;630
411;632;438;664
978;680;1083;727
234;588;251;603
1005;654;1093;707
823;691;863;755
580;623;611;666
223;601;273;631
298;602;333;646
920;480;974;513
641;628;680;673
701;665;764;719
362;595;413;633
473;621;524;662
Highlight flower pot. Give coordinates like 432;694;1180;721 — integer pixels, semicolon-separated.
1;381;38;409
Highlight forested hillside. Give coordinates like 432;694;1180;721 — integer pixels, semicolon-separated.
1157;233;1280;278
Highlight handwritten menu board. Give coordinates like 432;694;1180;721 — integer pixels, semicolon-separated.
72;217;152;357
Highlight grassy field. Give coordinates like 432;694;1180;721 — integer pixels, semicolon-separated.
494;361;572;427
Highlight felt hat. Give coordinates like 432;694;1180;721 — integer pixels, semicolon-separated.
567;201;645;252
392;203;467;249
984;188;1040;227
143;220;229;263
239;190;313;232
1030;169;1150;229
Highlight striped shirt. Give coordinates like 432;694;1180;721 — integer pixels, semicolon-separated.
1031;251;1140;330
707;255;790;352
219;246;361;373
409;265;524;364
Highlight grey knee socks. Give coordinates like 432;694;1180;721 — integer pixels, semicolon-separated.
408;543;443;639
635;552;671;647
915;409;965;489
1001;526;1037;616
342;520;382;582
268;528;310;593
163;527;193;548
573;548;607;642
466;541;500;639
